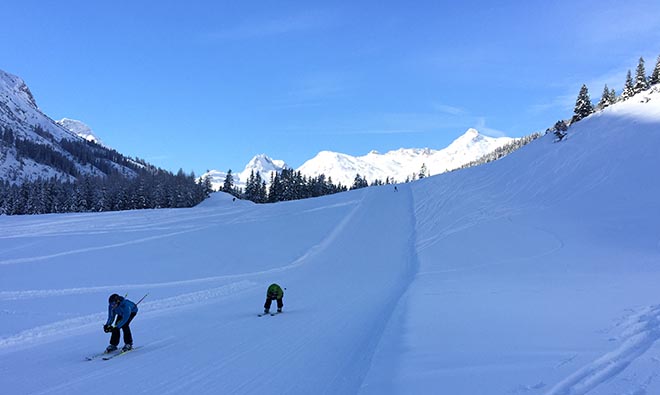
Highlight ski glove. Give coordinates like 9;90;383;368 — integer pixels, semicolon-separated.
103;324;113;333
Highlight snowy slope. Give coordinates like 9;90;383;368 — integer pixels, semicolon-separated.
1;87;660;394
0;69;140;183
0;70;76;143
0;70;81;182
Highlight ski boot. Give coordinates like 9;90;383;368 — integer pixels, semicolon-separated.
122;344;133;352
105;344;118;353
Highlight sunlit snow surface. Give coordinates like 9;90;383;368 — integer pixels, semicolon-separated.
1;88;660;394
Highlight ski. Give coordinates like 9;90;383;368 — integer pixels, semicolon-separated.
85;350;120;361
258;311;282;317
102;347;138;360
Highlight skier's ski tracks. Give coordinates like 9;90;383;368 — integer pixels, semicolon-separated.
547;304;660;395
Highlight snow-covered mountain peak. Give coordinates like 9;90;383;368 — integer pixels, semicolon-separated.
244;154;287;172
444;128;512;155
56;118;102;144
0;69;37;109
448;128;484;146
200;154;288;191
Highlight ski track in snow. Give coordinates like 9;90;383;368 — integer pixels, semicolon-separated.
0;280;256;353
0;195;366;357
0;198;364;301
0;224;216;266
546;304;660;395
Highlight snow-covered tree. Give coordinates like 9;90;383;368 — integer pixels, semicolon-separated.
418;163;428;179
572;84;593;123
597;84;614;109
633;57;648;93
622;70;635;100
650;55;660;86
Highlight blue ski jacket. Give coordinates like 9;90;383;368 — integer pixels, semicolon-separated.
106;296;138;329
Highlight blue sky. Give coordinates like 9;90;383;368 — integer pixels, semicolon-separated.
2;1;659;175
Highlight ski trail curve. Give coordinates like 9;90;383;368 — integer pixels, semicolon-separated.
546;304;660;395
0;198;365;301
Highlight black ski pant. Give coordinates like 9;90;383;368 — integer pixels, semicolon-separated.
264;297;283;311
110;312;137;346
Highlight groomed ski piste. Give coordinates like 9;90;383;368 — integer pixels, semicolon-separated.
1;88;660;394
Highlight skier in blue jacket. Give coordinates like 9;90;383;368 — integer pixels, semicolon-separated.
104;293;138;353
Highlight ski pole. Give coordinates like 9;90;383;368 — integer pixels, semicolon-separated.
136;293;149;305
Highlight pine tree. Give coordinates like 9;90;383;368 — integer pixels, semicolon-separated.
553;120;568;141
609;88;617;104
597;84;614;109
650;55;660;86
633;57;648;93
418;163;428;179
268;172;282;202
351;174;368;190
201;174;214;196
222;169;235;195
622;70;635;100
571;84;593;123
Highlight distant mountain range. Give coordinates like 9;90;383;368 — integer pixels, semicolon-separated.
0;67;515;190
202;129;516;190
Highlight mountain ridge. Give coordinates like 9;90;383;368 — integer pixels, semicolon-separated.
202;128;516;190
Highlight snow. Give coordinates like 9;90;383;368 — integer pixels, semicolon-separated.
0;69;130;183
56;118;102;144
1;87;660;394
201;129;513;191
297;129;515;186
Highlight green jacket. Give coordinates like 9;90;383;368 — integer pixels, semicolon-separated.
267;283;284;299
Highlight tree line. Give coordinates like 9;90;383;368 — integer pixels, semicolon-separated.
0;170;212;215
220;168;349;203
0;127;212;215
552;55;660;141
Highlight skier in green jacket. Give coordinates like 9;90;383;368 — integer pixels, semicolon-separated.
264;283;284;314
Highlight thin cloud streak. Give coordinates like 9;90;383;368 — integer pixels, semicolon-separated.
207;12;334;41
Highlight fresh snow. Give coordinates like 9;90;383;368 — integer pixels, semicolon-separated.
1;87;660;394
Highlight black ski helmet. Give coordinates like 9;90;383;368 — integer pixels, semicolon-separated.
108;293;121;304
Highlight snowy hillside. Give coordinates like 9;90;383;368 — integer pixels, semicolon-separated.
1;86;660;394
0;69;140;184
0;70;80;182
